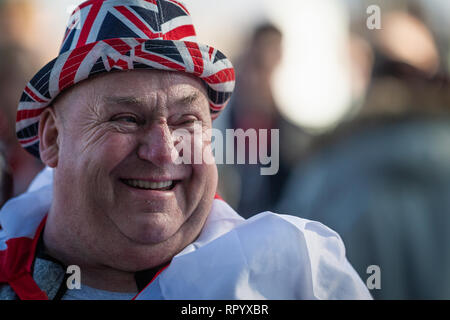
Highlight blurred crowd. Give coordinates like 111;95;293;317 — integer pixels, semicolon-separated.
1;0;450;299
216;2;450;300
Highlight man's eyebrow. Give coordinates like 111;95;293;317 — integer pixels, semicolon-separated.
103;96;147;106
175;92;201;105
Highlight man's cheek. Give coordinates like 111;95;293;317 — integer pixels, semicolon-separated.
171;120;214;164
201;142;216;165
171;127;210;165
189;133;217;191
193;129;216;166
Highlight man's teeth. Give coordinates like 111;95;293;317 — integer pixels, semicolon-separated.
124;179;173;190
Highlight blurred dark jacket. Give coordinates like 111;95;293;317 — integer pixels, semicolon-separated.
0;145;13;210
276;115;450;299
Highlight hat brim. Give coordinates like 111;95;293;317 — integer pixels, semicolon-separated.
16;38;235;158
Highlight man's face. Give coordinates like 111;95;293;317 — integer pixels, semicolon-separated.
46;70;217;270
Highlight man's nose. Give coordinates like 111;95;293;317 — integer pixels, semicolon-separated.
137;120;176;166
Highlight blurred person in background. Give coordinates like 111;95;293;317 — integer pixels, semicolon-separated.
276;9;450;299
363;11;446;117
0;0;44;197
0;46;44;197
0;0;34;46
0;144;13;210
221;23;311;217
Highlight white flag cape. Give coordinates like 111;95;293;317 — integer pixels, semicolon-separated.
0;168;371;299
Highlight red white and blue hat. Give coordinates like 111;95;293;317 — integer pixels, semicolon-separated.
16;0;235;158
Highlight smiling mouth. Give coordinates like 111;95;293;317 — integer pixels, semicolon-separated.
121;179;179;191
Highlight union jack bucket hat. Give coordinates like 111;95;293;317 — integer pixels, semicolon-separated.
16;0;235;158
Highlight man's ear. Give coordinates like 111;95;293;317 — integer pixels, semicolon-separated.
39;107;60;168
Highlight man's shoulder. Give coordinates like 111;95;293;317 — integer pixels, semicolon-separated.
202;200;347;262
228;211;371;299
144;205;371;300
235;211;346;258
240;211;342;239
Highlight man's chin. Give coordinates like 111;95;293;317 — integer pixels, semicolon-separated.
108;223;186;271
126;230;175;245
117;218;183;245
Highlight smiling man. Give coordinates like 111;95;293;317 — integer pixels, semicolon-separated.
40;70;217;293
0;0;371;300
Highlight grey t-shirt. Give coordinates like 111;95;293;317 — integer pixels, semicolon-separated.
62;284;137;300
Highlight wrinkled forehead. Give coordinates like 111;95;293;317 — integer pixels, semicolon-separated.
55;69;210;114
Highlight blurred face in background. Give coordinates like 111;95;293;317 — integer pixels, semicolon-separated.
0;47;35;148
0;0;34;46
252;30;283;74
40;70;218;271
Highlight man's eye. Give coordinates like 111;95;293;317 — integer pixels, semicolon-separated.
181;119;196;125
111;115;138;123
176;117;198;126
